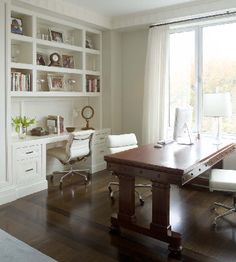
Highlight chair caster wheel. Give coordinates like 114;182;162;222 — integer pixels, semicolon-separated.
140;199;144;206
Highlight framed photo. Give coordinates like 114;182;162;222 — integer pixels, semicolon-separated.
47;74;64;91
36;53;46;66
11;17;23;35
49;28;64;43
62;55;74;68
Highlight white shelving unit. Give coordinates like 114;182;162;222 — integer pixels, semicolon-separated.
8;6;102;96
2;2;106;204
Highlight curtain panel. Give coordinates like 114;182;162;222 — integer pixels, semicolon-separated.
142;25;170;144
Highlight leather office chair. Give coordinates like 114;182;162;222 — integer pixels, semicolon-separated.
107;133;151;205
48;131;93;189
210;168;236;226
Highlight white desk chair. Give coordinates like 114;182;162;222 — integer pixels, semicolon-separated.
48;132;93;189
210;169;236;226
107;133;151;205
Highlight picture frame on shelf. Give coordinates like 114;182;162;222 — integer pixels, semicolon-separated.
36;53;46;65
47;74;64;91
49;28;64;43
11;17;23;34
62;55;74;68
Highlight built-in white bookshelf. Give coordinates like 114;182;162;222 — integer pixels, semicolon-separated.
8;6;102;97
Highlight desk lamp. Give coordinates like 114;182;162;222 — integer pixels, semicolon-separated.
203;92;232;144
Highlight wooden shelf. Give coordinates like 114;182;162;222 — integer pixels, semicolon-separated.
85;48;100;55
10;91;101;97
36;65;83;74
36;39;83;52
10;33;33;43
11;63;33;70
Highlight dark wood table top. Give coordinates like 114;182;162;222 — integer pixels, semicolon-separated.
104;138;235;175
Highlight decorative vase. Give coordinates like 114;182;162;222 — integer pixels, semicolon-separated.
18;126;27;139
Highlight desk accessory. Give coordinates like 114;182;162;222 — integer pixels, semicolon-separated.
12;116;36;139
31;127;49;136
203;92;232;144
81;106;94;130
66;127;75;133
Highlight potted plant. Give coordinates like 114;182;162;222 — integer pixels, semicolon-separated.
12;116;36;138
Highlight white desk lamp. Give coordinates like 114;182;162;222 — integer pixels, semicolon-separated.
203;93;232;144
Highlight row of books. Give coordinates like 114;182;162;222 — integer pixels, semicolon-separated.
11;72;32;91
86;78;100;92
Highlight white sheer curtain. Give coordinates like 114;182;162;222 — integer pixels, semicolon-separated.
142;25;170;144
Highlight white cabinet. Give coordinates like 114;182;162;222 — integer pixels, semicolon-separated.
91;129;110;173
12;143;47;198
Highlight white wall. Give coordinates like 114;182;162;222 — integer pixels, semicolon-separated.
102;30;123;134
0;0;6;184
121;29;148;143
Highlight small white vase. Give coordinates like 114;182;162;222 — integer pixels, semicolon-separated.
18;126;27;139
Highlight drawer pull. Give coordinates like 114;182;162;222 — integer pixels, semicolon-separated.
100;150;105;153
26;151;34;155
100;137;104;140
25;168;34;172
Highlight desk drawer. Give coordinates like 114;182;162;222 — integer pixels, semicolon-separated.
16;144;41;161
93;144;107;164
93;130;110;145
16;159;40;184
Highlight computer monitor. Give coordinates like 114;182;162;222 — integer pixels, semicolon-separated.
173;107;194;145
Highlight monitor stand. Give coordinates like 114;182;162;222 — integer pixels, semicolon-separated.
176;123;194;145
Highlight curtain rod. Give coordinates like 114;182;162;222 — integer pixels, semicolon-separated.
149;10;236;28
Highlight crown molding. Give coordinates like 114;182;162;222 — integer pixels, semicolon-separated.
112;0;236;30
13;0;112;29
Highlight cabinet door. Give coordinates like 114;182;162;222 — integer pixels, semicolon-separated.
16;159;41;184
14;144;42;185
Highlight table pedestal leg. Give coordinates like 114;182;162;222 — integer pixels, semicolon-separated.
150;181;182;254
111;174;135;233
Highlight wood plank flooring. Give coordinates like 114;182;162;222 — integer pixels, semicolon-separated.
0;171;236;262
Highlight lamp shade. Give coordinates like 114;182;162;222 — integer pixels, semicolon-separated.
203;93;232;117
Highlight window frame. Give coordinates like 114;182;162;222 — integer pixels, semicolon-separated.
168;17;236;136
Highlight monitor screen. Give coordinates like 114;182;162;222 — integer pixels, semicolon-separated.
173;106;193;144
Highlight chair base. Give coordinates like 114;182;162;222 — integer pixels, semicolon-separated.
51;167;90;189
108;181;151;206
211;193;236;226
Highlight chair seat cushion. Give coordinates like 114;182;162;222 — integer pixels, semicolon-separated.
210;169;236;192
107;133;137;148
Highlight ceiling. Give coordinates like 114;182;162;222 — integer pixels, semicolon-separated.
65;0;200;17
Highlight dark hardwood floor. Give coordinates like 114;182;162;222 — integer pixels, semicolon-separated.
0;171;236;262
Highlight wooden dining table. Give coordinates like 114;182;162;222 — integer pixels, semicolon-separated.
104;138;235;255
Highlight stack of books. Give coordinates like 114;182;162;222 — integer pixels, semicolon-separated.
86;77;100;92
11;71;32;91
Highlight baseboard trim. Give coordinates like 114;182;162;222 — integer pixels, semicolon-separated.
16;180;48;199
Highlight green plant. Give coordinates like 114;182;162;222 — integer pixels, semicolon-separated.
12;116;36;133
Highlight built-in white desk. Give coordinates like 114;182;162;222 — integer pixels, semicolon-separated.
11;129;110;199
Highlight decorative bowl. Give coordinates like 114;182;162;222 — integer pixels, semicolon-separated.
66;127;75;133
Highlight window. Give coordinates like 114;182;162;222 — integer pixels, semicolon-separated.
169;21;236;136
